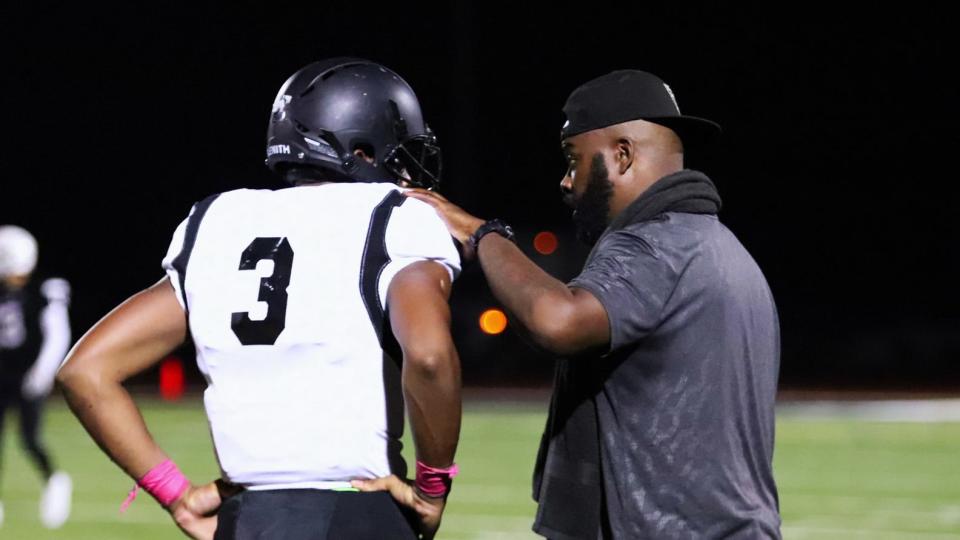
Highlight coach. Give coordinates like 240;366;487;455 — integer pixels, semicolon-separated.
406;70;781;539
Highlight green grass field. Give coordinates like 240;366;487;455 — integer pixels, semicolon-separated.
1;397;958;539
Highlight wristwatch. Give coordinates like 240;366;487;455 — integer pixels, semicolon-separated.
468;219;516;251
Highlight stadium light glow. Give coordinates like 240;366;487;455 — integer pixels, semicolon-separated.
479;308;508;335
533;231;558;255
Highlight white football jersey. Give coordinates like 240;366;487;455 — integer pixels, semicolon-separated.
161;182;460;490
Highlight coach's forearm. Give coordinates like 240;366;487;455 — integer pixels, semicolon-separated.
476;234;580;352
402;345;461;467
58;370;167;479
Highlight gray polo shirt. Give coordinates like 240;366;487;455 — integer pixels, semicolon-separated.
537;211;781;539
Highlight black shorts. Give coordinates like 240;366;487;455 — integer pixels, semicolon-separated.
214;489;418;540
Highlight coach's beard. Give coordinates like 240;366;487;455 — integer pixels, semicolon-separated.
572;154;614;246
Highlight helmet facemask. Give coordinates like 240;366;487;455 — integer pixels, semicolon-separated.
384;130;442;190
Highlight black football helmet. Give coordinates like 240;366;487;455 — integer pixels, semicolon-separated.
265;58;441;189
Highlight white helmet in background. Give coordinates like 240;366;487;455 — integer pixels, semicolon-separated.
0;225;39;277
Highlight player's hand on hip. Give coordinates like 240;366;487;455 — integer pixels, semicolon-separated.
169;482;222;540
404;188;485;254
352;474;446;540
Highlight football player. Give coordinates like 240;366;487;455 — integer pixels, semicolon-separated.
57;58;462;540
0;225;72;529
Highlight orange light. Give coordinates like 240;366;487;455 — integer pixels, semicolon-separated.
479;308;508;335
533;231;558;255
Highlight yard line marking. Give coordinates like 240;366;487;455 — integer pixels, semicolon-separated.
777;399;960;422
782;525;960;539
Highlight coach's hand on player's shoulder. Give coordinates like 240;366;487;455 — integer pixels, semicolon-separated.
352;474;446;540
404;188;485;261
168;481;222;540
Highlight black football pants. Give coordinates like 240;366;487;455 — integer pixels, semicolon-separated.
214;489;419;540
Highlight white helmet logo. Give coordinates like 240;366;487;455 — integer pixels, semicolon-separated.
272;94;292;121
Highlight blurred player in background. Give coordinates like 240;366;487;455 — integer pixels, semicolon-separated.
0;225;72;529
57;58;462;540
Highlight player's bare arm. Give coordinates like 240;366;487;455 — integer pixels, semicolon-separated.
391;261;460;467
56;278;221;540
404;190;609;356
353;260;461;540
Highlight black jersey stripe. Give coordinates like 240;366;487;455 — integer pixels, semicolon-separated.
358;189;406;343
170;193;220;313
359;189;408;477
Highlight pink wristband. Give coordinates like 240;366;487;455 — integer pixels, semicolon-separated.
120;459;191;513
415;460;459;499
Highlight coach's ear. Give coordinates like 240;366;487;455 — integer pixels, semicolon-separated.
615;137;634;175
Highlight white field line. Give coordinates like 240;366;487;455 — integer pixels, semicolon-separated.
782;507;960;530
782;524;960;540
783;494;960;519
777;399;960;422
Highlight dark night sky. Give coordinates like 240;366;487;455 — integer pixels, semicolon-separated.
2;4;956;388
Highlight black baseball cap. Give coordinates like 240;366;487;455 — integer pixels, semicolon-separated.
561;70;721;149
